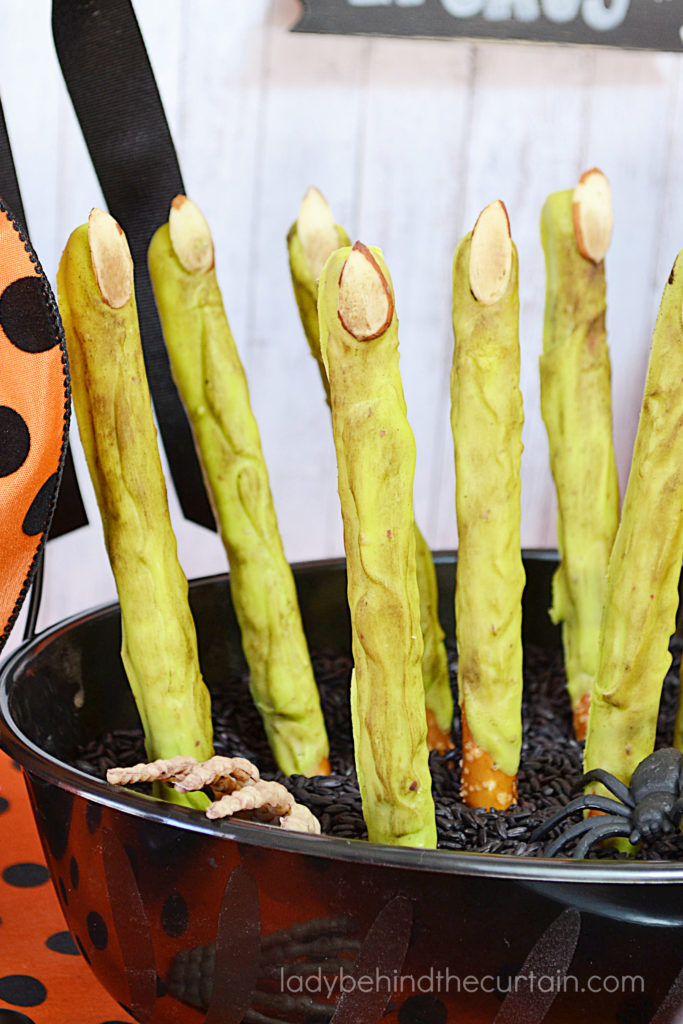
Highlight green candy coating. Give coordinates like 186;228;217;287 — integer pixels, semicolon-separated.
319;244;436;848
540;189;619;722
585;248;683;783
149;220;328;778
451;230;525;779
288;212;453;743
58;222;213;809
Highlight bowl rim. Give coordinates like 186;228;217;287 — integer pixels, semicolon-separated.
1;553;682;886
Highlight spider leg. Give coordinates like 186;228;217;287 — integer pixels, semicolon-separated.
572;819;633;859
531;793;630;843
542;815;630;858
542;816;604;856
581;769;634;808
671;796;683;829
675;763;683;826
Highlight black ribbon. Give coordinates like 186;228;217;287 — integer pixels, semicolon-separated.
0;101;26;230
52;0;215;530
0;95;87;542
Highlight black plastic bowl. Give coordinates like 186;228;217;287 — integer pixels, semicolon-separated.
1;552;682;1024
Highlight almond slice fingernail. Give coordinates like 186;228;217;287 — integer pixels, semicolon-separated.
572;168;613;264
337;242;394;341
88;208;134;308
169;194;214;274
469;200;512;306
298;186;341;282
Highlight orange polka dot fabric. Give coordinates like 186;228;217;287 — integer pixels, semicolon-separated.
0;749;136;1023
0;204;69;654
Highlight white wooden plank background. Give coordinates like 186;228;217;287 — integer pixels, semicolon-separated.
0;0;680;652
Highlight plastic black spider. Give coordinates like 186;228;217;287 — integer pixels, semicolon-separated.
531;747;683;858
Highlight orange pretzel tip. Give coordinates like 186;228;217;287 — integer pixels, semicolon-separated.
572;693;591;743
460;716;517;811
426;708;455;755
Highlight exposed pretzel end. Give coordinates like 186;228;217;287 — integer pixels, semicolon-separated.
297;186;341;282
307;755;331;777
88;208;134;308
169;194;214;273
460;715;517;810
337;242;394;341
572;692;591;743
426;708;454;754
469;200;512;306
572;168;613;264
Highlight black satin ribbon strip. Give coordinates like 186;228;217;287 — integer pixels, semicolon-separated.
0;95;87;546
52;0;215;530
48;449;87;538
0;101;26;230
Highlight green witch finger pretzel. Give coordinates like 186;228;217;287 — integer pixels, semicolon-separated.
289;187;453;752
148;196;329;779
584;246;683;788
57;209;213;808
540;168;620;740
287;186;351;405
319;240;436;848
451;200;525;811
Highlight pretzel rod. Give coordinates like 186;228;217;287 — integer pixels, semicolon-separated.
289;188;453;752
540;169;619;740
584;248;683;786
450;201;524;810
318;241;436;847
57;210;213;807
148;197;329;778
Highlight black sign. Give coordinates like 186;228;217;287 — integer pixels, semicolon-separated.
292;0;683;52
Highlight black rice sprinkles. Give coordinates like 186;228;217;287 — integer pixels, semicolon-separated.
76;639;683;861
